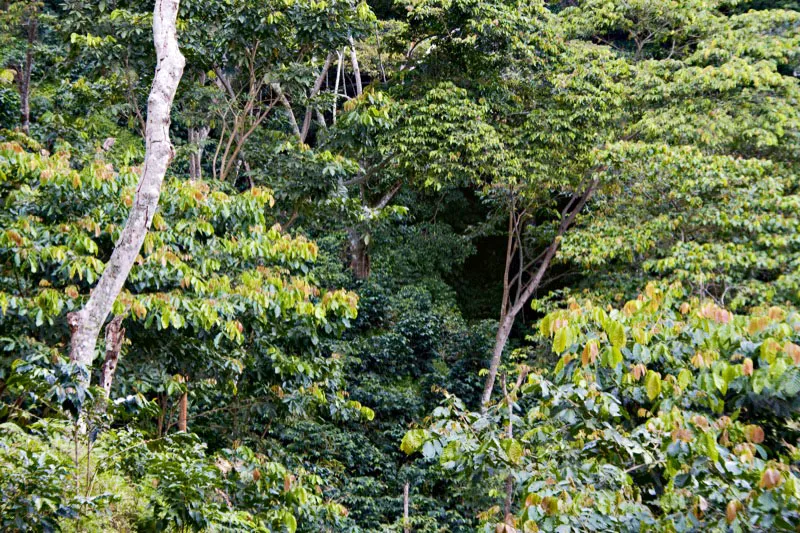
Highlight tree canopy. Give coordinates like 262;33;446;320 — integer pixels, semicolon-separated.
1;0;799;531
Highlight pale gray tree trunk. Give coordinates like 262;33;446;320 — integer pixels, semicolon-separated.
403;482;410;533
332;49;344;121
16;13;36;135
271;82;301;139
348;36;363;96
68;0;185;379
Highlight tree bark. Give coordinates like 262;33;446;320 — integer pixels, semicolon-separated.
99;316;125;398
271;82;300;139
481;314;515;410
300;52;334;143
67;0;185;379
332;49;344;122
348;228;370;280
157;393;166;437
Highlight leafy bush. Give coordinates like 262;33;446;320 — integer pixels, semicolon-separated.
407;283;800;531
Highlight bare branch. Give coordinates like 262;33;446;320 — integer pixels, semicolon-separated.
300;52;335;142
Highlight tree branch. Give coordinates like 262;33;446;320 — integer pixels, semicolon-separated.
300;52;335;143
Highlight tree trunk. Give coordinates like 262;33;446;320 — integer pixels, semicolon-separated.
67;0;185;379
403;481;410;533
332;49;344;121
502;374;514;517
503;475;514;518
271;83;300;139
300;52;334;143
99;316;125;398
16;14;36;135
157;393;166;436
348;36;363;96
348;228;370;280
177;387;188;432
480;180;598;409
188;125;209;179
480;314;515;410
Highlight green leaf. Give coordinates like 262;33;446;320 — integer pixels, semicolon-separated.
761;338;780;364
713;365;728;395
553;327;570;354
704;431;719;462
678;368;692;390
0;69;15;85
605;320;626;349
282;511;297;533
539;314;553;337
645;370;662;401
606;347;623;368
400;429;427;455
752;371;768;394
501;438;523;465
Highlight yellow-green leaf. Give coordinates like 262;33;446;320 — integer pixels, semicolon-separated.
501;438;523;465
400;429;427;455
605;320;626;349
645;370;662;401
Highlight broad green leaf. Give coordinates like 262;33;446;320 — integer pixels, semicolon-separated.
605;320;626;349
282;512;297;533
400;429;427;455
678;368;692;390
501;438;523;465
553;327;570;354
645;370;661;401
761;338;780;364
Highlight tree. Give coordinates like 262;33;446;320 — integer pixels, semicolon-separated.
67;0;185;377
472;0;800;407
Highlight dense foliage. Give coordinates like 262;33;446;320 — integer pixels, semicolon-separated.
1;0;799;531
406;284;800;531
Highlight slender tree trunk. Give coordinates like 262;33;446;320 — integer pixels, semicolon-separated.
348;36;363;96
300;52;334;143
67;0;185;379
403;481;410;533
188;71;209;179
16;15;36;135
188;125;209;179
502;375;514;517
332;49;344;122
177;386;188;432
99;316;125;398
271;82;301;139
157;393;166;437
375;23;387;83
481;314;515;410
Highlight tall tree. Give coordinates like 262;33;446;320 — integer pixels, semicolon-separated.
68;0;185;375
